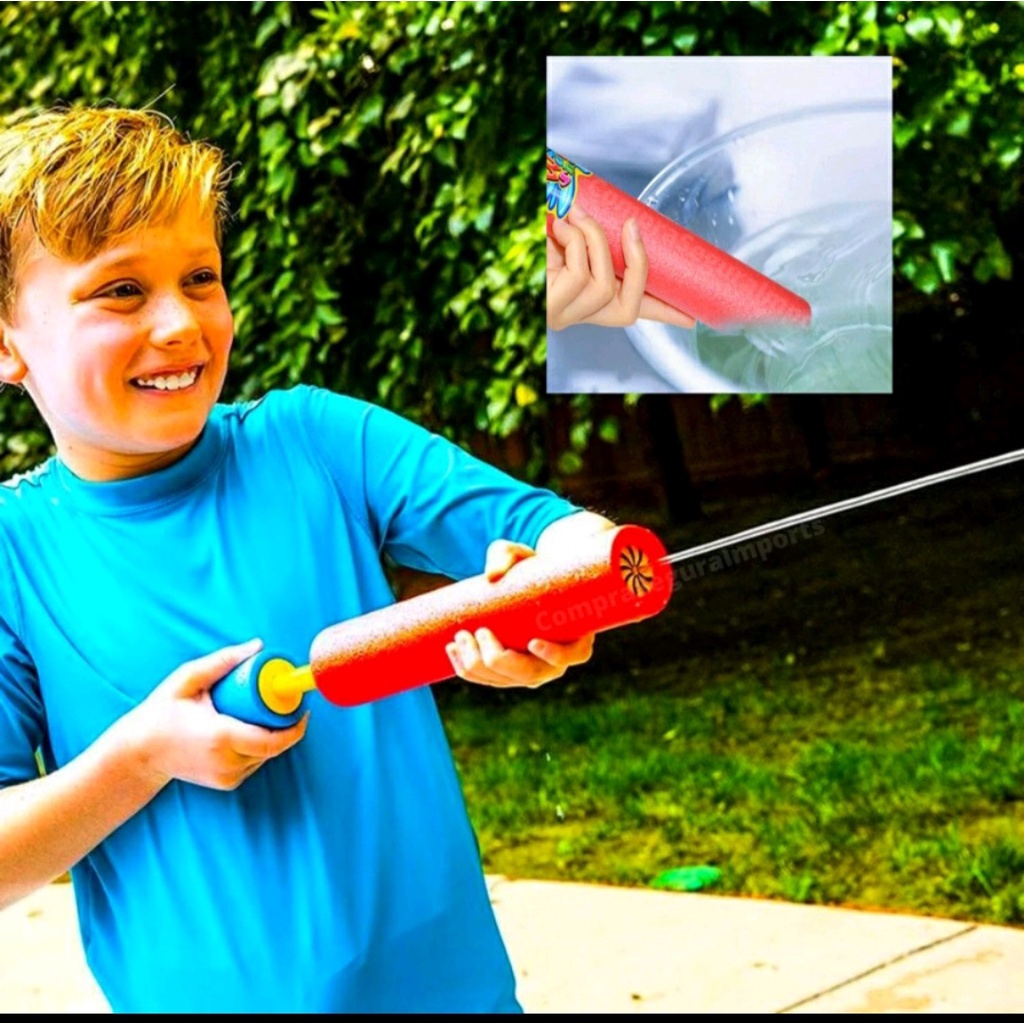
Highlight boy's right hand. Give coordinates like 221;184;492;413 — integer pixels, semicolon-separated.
118;640;309;792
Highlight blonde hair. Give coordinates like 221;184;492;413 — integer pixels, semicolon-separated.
0;106;231;321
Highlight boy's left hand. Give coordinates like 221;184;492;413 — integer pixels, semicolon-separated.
444;540;595;689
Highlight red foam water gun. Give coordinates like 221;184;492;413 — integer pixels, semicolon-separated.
211;525;672;727
546;148;811;329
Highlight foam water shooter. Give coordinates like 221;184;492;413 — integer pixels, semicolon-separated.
212;525;673;727
211;446;1024;728
546;148;812;329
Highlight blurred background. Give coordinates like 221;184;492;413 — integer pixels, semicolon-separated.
1;1;1023;927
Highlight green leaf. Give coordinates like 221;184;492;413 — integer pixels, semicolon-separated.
933;5;964;46
597;417;619;444
904;15;934;41
946;110;972;137
996;144;1022;169
569;420;591;451
672;29;698;52
358;93;385;126
930;241;959;283
259;120;287;157
388;92;416;123
902;256;942;294
318;305;345;326
556;450;584;475
893;116;917;149
974;237;1013;282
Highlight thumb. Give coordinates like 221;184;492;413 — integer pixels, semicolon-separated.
484;540;535;583
168;638;264;698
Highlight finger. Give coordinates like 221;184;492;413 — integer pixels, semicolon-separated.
550;213;592;281
446;643;465;678
484;540;535;582
451;629;518;686
170;638;264;698
637;292;696;329
472;628;565;688
566;208;616;291
556;211;618;325
223;710;310;759
547;220;594;324
222;757;268;790
546;234;566;271
446;640;514;686
239;760;266;782
528;633;596;668
614;218;648;324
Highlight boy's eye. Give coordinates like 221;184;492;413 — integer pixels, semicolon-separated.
93;271;219;300
98;282;143;300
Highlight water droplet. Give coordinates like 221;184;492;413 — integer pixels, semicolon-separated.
646;197;660;209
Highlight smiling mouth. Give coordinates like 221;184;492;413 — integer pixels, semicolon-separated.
130;365;204;392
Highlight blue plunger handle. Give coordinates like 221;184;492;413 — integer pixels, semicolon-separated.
210;649;307;729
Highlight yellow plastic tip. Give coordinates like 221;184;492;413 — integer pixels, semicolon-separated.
257;659;315;716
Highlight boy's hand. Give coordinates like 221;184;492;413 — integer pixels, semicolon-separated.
547;207;696;331
444;540;595;689
118;640;309;791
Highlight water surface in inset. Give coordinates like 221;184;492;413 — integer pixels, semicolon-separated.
690;202;892;392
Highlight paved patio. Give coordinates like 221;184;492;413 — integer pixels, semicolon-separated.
1;878;1022;1013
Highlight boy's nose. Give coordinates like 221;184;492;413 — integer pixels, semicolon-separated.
149;294;204;347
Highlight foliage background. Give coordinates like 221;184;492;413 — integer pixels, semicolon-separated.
0;0;1022;480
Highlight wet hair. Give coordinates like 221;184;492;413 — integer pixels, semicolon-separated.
0;105;231;321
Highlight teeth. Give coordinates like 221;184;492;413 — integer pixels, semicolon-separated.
134;368;199;391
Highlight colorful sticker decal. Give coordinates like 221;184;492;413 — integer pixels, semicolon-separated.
546;148;592;219
619;546;654;597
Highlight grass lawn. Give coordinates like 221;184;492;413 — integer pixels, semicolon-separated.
436;463;1024;926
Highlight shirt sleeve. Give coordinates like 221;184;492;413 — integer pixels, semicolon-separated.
294;385;584;580
0;556;45;787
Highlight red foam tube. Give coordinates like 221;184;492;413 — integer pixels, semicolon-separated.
310;524;673;706
546;149;811;329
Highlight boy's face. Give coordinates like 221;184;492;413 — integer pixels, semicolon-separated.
0;202;233;481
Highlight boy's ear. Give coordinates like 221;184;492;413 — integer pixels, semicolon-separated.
0;327;29;385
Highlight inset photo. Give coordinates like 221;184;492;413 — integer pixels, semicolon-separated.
547;56;893;394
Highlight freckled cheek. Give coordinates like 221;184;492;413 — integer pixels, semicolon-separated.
201;298;233;346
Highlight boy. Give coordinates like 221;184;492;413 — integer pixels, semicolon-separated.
0;106;612;1013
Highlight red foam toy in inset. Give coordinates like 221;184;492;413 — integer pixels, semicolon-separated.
546;148;812;330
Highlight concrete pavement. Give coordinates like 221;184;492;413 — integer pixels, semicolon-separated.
1;878;1022;1013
